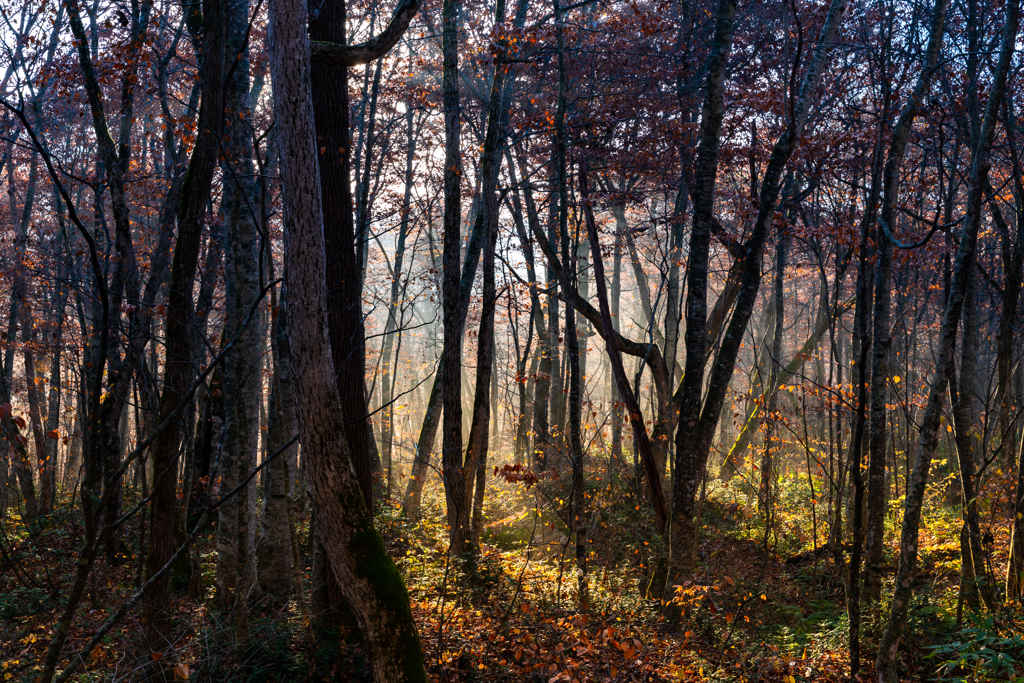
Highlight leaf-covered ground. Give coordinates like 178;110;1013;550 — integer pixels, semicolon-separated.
2;466;1022;682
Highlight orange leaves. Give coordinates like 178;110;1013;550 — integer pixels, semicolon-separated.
609;635;644;662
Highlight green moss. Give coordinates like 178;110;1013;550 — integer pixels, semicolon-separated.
348;524;427;682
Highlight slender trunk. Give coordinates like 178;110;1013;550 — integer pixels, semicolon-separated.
439;0;468;556
215;0;260;646
23;326;49;513
42;288;66;512
580;168;668;537
670;0;846;588
950;270;994;611
401;211;486;519
463;1;509;549
380;106;416;497
610;226;623;466
760;229;789;534
876;2;1017;677
259;282;297;591
553;0;587;609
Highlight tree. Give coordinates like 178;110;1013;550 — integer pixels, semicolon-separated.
267;0;426;677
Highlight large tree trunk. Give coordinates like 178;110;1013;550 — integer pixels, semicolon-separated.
267;0;426;676
310;0;375;511
668;0;738;582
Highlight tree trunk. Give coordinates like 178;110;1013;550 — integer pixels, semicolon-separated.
310;0;375;512
463;1;510;548
669;0;845;590
401;210;485;520
267;0;427;676
440;0;470;556
215;0;260;647
875;2;1017;677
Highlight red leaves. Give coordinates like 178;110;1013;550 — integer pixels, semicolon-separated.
493;463;558;489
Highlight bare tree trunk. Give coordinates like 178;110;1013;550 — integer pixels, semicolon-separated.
259;282;296;592
311;0;375;512
267;0;426;676
760;228;789;537
464;0;510;548
42;286;66;513
401;210;485;519
440;0;470;556
998;98;1024;600
610;226;623;467
380;106;416;497
581;168;668;537
2;148;39;520
215;0;261;646
23;318;50;513
875;2;1017;677
552;0;587;609
670;0;845;590
950;270;995;612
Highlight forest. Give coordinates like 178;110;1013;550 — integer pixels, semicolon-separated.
1;0;1023;680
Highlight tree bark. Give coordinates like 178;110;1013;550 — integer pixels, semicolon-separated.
875;1;1017;677
142;0;225;653
310;0;375;512
267;0;427;677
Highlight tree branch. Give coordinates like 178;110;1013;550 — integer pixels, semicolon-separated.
310;0;420;66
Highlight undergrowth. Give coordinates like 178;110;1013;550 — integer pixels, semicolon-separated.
0;452;1020;682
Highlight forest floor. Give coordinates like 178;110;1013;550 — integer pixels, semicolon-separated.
2;466;1023;682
